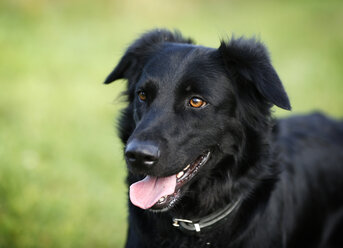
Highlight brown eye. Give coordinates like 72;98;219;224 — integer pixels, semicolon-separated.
138;91;147;101
189;97;206;108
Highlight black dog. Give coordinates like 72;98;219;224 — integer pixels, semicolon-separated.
104;29;343;248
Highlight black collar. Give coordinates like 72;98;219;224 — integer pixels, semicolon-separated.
172;198;242;234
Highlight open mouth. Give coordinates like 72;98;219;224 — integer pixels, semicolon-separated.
129;151;211;211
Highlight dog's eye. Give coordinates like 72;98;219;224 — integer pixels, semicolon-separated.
138;91;147;102
189;97;206;108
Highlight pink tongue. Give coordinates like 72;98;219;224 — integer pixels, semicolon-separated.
129;175;177;209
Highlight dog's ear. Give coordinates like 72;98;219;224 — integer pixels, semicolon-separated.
218;37;291;111
104;29;193;84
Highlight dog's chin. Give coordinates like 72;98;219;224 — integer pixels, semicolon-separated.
147;151;211;213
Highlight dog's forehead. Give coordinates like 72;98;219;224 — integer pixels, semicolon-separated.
142;43;217;87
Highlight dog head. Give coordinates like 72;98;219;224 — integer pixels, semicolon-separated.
105;29;290;212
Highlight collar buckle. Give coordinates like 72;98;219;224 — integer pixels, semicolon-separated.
172;218;201;232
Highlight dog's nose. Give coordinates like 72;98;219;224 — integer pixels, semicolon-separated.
125;140;160;168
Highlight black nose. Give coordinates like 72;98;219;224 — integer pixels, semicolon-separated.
125;140;160;168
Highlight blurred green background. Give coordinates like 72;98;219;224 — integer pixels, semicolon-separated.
0;0;342;247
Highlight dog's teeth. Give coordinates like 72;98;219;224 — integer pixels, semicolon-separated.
183;165;190;171
177;171;184;179
158;197;165;203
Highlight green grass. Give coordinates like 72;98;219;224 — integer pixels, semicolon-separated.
0;0;342;247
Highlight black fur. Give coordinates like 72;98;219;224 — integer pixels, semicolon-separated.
105;29;343;248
